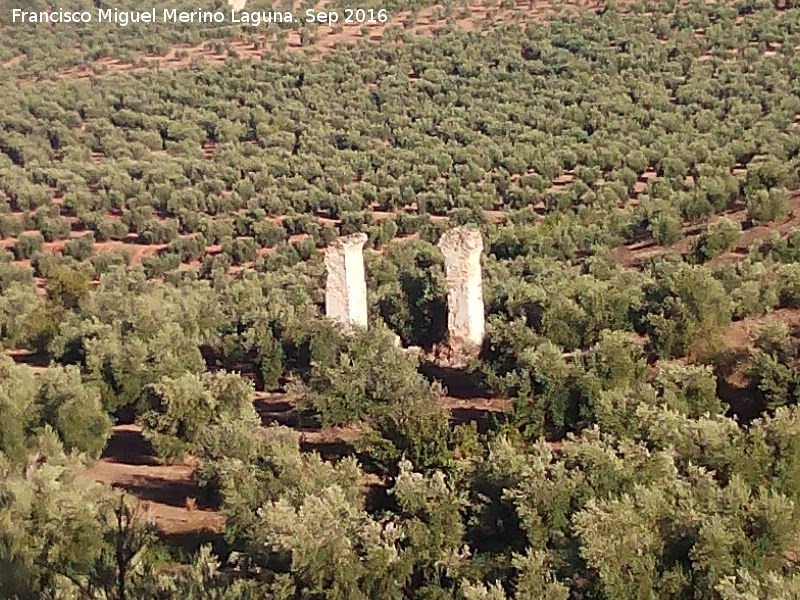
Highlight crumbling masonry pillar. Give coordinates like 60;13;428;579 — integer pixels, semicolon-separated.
324;233;368;330
438;227;485;352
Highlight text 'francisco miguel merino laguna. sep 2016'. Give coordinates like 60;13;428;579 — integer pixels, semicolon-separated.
10;7;390;27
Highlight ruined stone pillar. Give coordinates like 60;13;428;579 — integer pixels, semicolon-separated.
324;233;368;330
438;227;485;353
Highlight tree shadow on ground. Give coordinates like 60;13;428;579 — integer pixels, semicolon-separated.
159;529;228;561
712;347;765;425
112;476;216;510
718;378;764;425
449;406;507;434
101;426;161;466
420;363;490;399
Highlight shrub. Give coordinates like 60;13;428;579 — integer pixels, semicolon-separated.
514;341;575;435
139;371;259;463
653;361;723;417
167;234;206;262
0;261;34;293
357;390;453;475
645;265;731;358
199;253;231;278
90;249;130;275
692;217;741;262
299;326;440;428
38;216;71;242
777;264;800;308
46;266;91;311
340;211;373;235
253;220;286;248
0;214;23;238
30;252;59;278
648;210;682;245
94;218;129;241
396;213;428;236
63;233;95;261
230;237;258;264
142;253;181;278
314;223;338;248
746;322;800;411
35;365;112;458
138;218;178;244
370;241;447;347
13;232;44;260
0;355;38;463
746;188;790;224
293;236;317;261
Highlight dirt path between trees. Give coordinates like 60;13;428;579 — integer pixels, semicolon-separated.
85;424;223;536
84;382;508;535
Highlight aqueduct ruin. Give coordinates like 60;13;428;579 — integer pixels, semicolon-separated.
323;227;485;354
437;227;486;351
323;232;369;330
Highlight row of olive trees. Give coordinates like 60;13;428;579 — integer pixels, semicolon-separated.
10;364;800;600
3;0;800;257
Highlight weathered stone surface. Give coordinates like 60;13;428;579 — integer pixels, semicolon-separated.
324;233;368;330
438;227;485;353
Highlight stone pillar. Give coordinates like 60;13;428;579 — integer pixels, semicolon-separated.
324;233;368;330
438;227;485;353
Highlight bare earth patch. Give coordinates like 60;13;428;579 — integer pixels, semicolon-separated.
615;194;800;269
85;424;223;536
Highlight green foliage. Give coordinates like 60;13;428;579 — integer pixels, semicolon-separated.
0;282;42;348
648;209;683;246
653;361;723;417
0;354;39;464
230;236;258;265
745;321;800;410
0;357;110;461
368;240;447;348
139;371;259;463
13;232;44;260
146;545;276;599
256;486;407;600
644;264;731;358
35;365;112;458
0;437;110;599
196;425;364;555
0;260;34;294
515;340;573;434
46;265;91;312
358;387;453;475
298;323;455;471
776;263;800;308
0;431;159;600
746;189;790;225
462;553;569;600
692;217;742;263
300;325;433;426
63;233;96;261
716;571;800;600
4;0;800;596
